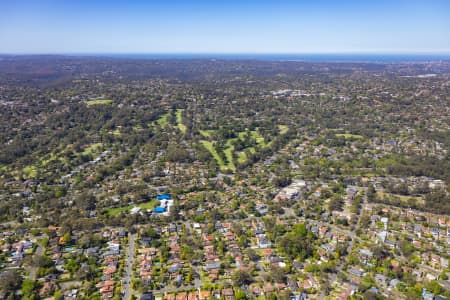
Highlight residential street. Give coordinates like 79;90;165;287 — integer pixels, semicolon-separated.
28;243;44;280
122;232;136;300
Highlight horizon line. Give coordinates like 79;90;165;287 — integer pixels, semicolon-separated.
2;52;450;55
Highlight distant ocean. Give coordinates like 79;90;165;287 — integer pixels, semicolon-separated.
73;53;450;63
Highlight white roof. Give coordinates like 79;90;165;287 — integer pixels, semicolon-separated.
130;207;141;214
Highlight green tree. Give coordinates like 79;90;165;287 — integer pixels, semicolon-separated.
235;289;248;300
54;290;63;300
0;270;22;297
277;223;315;260
21;278;36;297
232;270;252;286
66;259;80;273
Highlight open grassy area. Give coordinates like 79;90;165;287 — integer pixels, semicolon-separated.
237;131;247;139
85;99;114;106
237;151;248;164
278;124;289;135
20;147;72;179
200;140;226;168
133;125;143;131
200;140;236;171
153;109;186;133
22;165;38;178
199;129;216;138
201;129;271;170
176;109;187;134
238;130;267;147
43;143;93;166
336;133;364;139
20;143;103;180
39;152;70;169
82;143;103;156
105;200;159;216
199;126;290;170
252;131;266;147
237;147;257;164
111;128;121;136
377;192;424;205
40;153;58;166
224;140;236;171
155;111;170;127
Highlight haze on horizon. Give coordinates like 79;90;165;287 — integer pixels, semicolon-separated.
1;0;450;55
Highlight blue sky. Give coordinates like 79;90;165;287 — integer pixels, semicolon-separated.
1;0;449;54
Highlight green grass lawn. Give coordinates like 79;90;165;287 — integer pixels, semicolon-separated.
199;127;287;170
43;144;81;166
252;130;266;147
39;152;69;168
111;128;121;136
85;99;114;105
200;140;236;171
176;109;187;134
200;140;225;168
278;124;289;135
199;129;216;138
363;173;377;177
237;151;248;164
155;111;170;127
336;133;364;139
82;143;103;156
105;200;159;216
377;192;424;205
40;153;58;166
238;129;267;147
237;131;247;139
15;143;104;181
237;147;257;164
21;147;74;179
153;109;186;133
224;140;236;171
201;129;269;170
22;165;38;178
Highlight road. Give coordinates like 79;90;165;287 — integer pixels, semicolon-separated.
28;243;44;280
151;278;231;295
122;232;136;300
193;268;202;289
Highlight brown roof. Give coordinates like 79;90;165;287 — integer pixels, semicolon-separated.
222;288;234;296
199;291;211;300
